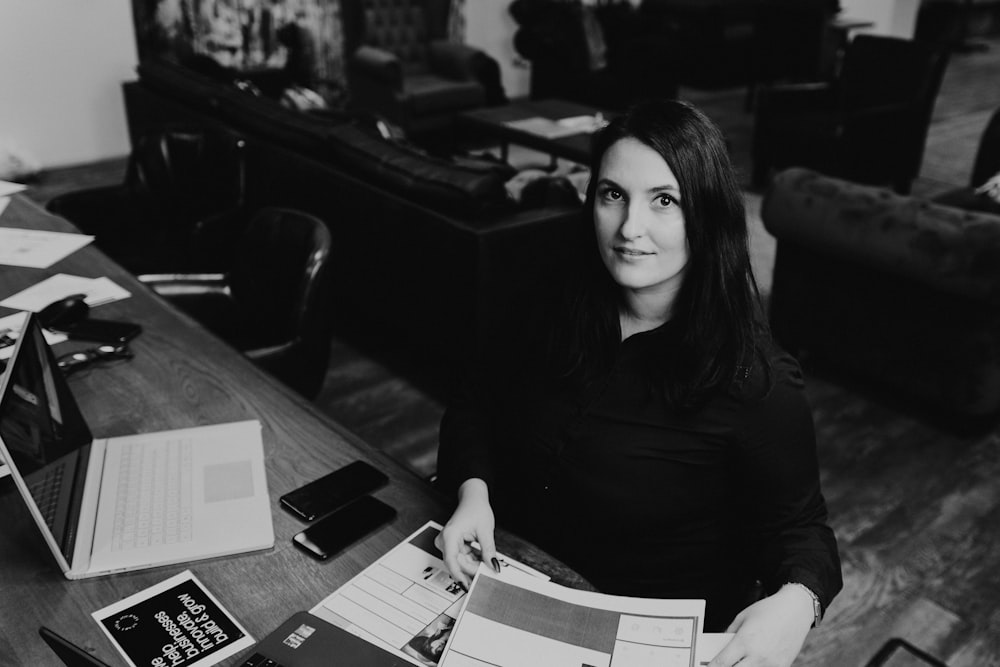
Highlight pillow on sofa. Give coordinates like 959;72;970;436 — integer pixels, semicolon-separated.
323;124;513;217
763;167;1000;304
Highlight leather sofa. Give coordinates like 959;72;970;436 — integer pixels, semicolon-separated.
123;60;582;378
762;167;1000;422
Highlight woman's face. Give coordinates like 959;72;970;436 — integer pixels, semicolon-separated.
593;137;689;304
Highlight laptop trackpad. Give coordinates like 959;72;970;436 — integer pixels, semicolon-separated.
204;460;254;502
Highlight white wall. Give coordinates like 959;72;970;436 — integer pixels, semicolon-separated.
463;0;530;100
839;0;920;39
0;1;138;169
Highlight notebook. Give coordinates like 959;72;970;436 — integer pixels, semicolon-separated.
239;612;406;667
0;312;274;579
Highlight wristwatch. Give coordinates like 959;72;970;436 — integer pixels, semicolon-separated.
785;582;822;627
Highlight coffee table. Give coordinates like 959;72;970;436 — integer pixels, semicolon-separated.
458;99;610;166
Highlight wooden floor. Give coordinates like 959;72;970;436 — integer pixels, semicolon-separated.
19;35;1000;665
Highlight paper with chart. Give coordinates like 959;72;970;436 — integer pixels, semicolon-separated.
310;521;549;667
439;567;706;667
0;228;94;268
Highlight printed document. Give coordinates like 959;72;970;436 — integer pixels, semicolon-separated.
310;521;548;667
440;568;706;667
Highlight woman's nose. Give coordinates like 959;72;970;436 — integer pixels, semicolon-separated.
618;204;645;239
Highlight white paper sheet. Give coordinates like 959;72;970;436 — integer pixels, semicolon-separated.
0;273;130;312
311;521;548;667
0;227;94;268
504;117;584;139
440;568;706;667
0;197;10;218
0;311;68;360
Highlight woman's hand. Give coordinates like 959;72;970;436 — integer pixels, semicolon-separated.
708;584;815;667
434;478;497;588
975;172;1000;203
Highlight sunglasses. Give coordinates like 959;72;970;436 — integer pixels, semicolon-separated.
56;343;134;376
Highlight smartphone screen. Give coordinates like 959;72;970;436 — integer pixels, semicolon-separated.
280;460;388;521
58;319;142;345
292;496;396;561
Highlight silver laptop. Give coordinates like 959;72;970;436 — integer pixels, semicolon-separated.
0;313;274;579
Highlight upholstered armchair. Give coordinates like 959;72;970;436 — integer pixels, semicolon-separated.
340;0;505;134
752;34;950;194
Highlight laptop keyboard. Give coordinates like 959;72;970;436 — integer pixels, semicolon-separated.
110;439;194;551
28;463;66;529
239;654;285;667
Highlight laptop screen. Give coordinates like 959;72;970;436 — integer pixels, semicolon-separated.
0;313;94;563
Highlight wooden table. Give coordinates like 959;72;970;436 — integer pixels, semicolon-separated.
0;195;588;665
458;99;608;166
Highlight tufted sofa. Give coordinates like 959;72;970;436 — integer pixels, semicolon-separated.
762;167;1000;420
122;59;582;376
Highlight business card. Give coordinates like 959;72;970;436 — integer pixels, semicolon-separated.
92;570;254;667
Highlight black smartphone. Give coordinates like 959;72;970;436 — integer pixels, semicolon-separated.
57;319;143;345
292;495;396;561
38;626;113;667
280;460;389;521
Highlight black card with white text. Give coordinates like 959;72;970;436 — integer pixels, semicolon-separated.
92;570;254;667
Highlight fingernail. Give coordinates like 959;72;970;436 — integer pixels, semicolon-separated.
491;557;501;573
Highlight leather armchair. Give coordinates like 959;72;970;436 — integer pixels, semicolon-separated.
140;207;334;399
752;34;950;194
47;126;247;275
341;0;505;134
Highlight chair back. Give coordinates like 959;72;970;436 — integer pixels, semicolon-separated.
839;35;948;114
351;0;451;68
128;126;246;219
230;207;334;398
838;34;950;192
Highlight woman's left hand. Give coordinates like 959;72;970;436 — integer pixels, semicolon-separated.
708;584;815;667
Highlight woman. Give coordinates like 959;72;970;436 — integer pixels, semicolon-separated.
436;99;842;667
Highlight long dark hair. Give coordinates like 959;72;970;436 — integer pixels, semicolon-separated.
553;99;770;409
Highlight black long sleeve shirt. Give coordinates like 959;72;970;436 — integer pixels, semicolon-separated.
439;320;842;631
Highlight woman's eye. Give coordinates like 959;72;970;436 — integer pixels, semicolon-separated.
654;194;676;209
599;187;623;202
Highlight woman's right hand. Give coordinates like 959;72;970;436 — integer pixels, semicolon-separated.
434;478;497;588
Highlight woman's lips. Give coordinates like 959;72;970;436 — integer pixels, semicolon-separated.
614;246;654;257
